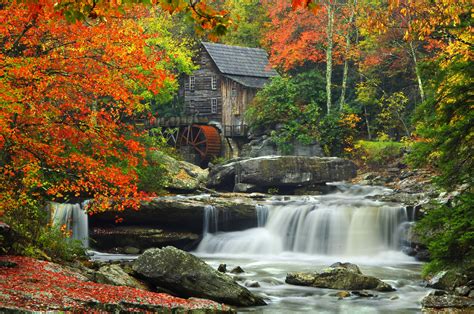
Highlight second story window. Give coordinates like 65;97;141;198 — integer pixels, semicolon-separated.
231;82;237;98
211;75;217;90
211;98;217;114
189;76;195;92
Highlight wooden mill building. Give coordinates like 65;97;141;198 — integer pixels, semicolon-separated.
181;42;277;137
148;42;277;165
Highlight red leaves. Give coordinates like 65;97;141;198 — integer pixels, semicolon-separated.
0;3;168;214
292;0;312;10
0;256;230;311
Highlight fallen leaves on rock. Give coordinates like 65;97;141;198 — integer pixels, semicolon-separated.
0;256;233;312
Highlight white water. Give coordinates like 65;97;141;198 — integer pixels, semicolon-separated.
50;201;90;247
193;184;427;313
197;184;409;257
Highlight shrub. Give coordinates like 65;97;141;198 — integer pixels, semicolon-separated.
415;192;474;275
353;140;404;169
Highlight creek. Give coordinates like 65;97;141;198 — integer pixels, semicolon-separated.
56;184;430;313
195;184;428;313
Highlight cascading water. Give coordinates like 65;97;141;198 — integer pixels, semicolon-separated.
203;205;218;234
256;204;269;227
197;185;410;257
50;201;90;247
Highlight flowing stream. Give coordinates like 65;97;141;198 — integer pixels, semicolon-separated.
195;184;428;313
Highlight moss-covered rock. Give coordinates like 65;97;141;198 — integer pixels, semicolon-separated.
427;270;469;291
133;247;266;307
153;151;208;192
286;263;394;292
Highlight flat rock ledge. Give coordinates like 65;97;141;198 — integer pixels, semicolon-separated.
133;247;266;307
285;262;395;292
90;195;260;233
422;291;474;311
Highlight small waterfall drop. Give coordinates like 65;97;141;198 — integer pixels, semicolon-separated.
256;204;269;227
50;201;90;247
197;185;410;257
203;205;218;234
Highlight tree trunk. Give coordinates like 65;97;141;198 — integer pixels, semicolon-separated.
339;2;355;110
325;3;334;114
409;41;425;103
363;104;372;140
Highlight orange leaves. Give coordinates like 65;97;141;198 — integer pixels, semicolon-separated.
291;0;312;10
264;1;347;70
0;2;169;214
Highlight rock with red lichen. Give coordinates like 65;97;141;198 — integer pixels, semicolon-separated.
0;256;235;313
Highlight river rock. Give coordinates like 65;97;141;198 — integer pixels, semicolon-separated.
335;291;350;298
286;263;394;292
422;290;474;310
133;247;266;306
151;151;208;192
230;266;245;274
455;286;471;296
427;270;469;291
218;264;227;273
244;280;260;288
95;264;149;290
208;156;357;193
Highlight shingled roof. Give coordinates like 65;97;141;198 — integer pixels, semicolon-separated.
202;42;277;88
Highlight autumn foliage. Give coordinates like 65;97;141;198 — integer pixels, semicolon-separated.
0;1;170;216
263;0;347;71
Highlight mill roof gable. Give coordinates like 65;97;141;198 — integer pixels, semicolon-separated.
201;42;278;83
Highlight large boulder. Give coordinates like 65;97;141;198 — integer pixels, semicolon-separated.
286;263;394;292
208;156;357;193
133;247;266;307
427;270;469;291
153;151;208;192
241;136;324;158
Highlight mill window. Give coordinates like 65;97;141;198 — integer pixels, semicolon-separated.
189;76;195;92
211;75;217;90
211;98;217;114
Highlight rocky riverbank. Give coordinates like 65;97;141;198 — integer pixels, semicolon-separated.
352;166;474;313
0;255;234;313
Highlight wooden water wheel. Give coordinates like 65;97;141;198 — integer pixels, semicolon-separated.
179;125;221;161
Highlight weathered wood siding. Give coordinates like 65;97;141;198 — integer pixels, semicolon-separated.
221;77;257;129
182;51;222;122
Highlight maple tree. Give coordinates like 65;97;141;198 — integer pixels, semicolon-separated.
0;0;231;220
0;2;167;218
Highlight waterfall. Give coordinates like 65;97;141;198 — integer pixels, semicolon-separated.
256;204;269;227
197;186;409;257
50;201;90;247
203;205;218;234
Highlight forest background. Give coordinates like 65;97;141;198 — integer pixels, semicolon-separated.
0;0;472;275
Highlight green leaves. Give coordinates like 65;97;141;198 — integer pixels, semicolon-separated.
416;192;474;274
